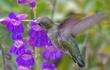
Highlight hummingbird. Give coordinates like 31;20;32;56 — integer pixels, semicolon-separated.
36;12;107;67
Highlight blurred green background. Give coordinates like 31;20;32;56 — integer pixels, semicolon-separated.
0;0;110;70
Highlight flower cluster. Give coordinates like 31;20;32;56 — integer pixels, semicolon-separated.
0;12;35;69
17;0;36;8
0;0;63;70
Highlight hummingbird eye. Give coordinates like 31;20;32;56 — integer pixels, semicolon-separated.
38;23;42;26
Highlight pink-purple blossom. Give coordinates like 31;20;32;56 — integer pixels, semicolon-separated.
16;50;35;67
17;66;31;70
17;0;36;8
41;62;57;70
10;39;26;55
28;21;52;47
0;12;27;33
11;33;23;40
43;46;62;61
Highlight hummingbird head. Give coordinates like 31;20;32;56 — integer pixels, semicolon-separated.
37;16;55;31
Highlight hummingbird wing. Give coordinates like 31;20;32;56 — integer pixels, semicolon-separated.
58;12;107;37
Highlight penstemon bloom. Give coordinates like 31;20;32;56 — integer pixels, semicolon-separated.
41;62;57;70
17;0;36;8
0;0;65;68
28;21;52;47
43;46;62;61
16;50;35;67
0;12;27;33
10;39;26;55
11;33;23;40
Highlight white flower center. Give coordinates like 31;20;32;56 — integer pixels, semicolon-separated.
18;66;30;70
11;19;21;26
22;54;32;60
14;40;24;48
43;69;51;70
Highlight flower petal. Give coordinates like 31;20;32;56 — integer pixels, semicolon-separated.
17;66;31;70
14;24;24;33
10;45;25;55
17;0;27;4
8;12;17;19
41;62;56;70
29;1;36;8
0;17;10;26
16;50;35;67
7;22;14;32
11;33;23;40
17;14;28;20
43;46;62;61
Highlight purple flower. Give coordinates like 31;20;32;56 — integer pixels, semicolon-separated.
28;21;52;47
29;1;36;8
41;62;57;70
17;0;36;8
10;39;26;55
0;12;27;33
17;0;27;4
11;33;23;40
16;50;35;67
17;66;31;70
43;46;62;61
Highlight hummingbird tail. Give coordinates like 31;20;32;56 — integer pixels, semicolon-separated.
72;56;85;67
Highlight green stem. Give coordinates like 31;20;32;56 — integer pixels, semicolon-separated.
35;48;41;70
30;9;34;19
51;0;57;20
0;44;6;70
